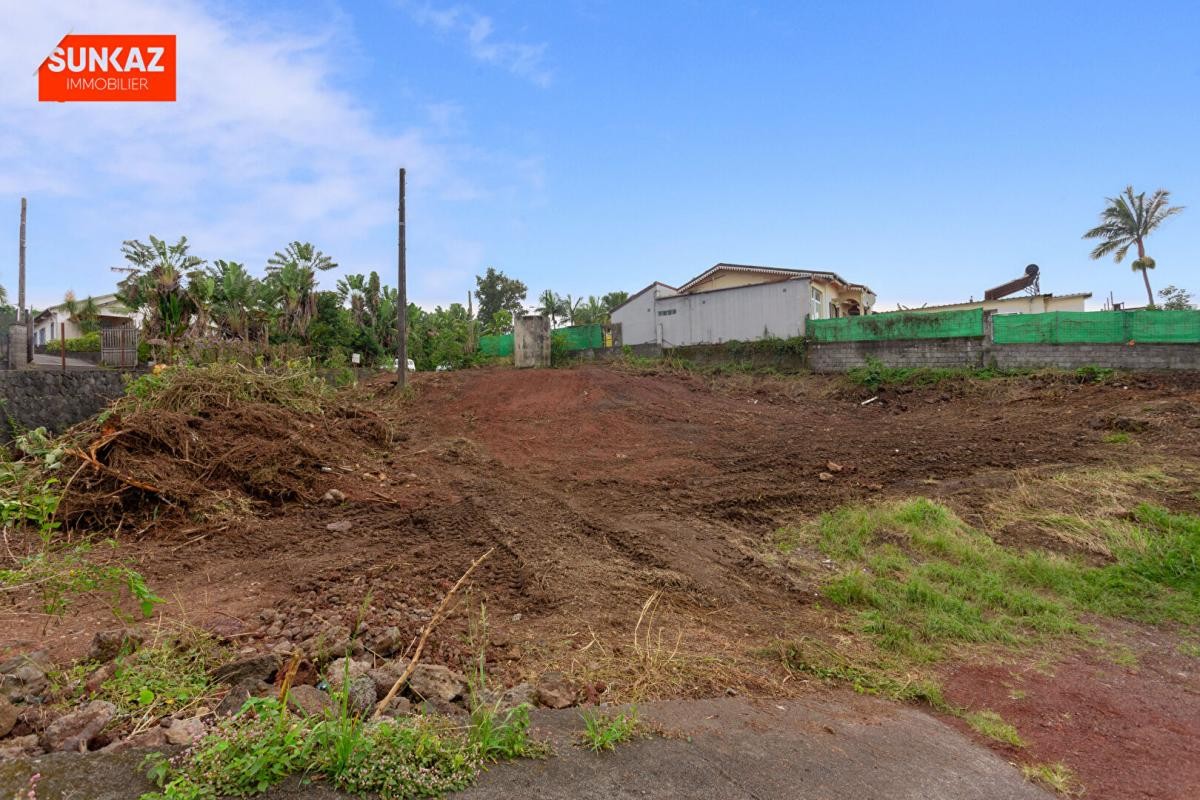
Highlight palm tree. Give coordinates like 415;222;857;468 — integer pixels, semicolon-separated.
117;236;207;356
1083;186;1185;307
208;260;259;339
536;290;569;327
337;274;370;326
62;292;102;334
601;291;629;313
562;294;583;326
265;261;317;342
264;242;337;344
573;295;609;325
267;242;337;274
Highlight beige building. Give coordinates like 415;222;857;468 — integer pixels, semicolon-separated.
611;263;876;347
899;292;1091;316
678;264;877;318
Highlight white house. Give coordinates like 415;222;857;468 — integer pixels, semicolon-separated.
32;294;140;346
611;264;876;347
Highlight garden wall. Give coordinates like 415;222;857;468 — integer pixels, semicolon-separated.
569;343;663;362
0;370;133;443
669;342;807;372
806;307;1200;373
808;338;985;372
807;339;1200;372
989;343;1200;371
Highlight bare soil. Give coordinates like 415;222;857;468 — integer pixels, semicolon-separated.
4;365;1200;797
941;620;1200;800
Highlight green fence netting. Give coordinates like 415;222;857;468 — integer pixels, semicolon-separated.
478;324;605;357
993;309;1200;344
556;324;605;350
808;308;984;342
478;333;513;357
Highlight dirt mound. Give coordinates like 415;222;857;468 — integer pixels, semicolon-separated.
7;364;1200;797
56;365;393;532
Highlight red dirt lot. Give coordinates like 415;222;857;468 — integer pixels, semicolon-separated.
4;364;1200;798
941;621;1200;800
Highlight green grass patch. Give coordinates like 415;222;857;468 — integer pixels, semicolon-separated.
144;604;548;800
765;638;947;708
1074;365;1115;384
143;687;547;800
846;358;1022;391
807;498;1200;661
143;696;480;800
467;702;547;762
1103;431;1132;444
1177;640;1200;658
99;630;227;721
578;706;641;752
963;709;1024;747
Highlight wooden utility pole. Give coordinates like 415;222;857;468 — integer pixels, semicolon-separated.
19;198;32;364
17;198;26;317
396;168;407;388
467;290;476;354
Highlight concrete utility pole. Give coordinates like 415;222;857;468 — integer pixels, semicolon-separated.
396;168;407;388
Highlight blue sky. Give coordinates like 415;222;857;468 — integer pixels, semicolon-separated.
2;0;1197;311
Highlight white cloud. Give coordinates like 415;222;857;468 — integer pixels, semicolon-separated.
401;1;552;87
0;0;514;306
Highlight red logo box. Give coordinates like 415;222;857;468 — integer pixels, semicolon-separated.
39;34;176;102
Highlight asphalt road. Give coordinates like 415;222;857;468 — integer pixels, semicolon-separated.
0;693;1049;800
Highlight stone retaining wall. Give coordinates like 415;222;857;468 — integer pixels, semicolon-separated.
0;370;134;443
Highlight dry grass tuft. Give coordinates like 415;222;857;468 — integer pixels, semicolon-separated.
1021;762;1083;796
564;594;768;702
986;463;1199;557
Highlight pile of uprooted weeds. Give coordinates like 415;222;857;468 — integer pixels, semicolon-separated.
52;362;393;533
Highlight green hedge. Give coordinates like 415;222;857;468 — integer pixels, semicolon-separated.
58;332;101;352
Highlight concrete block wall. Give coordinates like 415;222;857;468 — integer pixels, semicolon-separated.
570;343;663;362
670;343;808;373
808;338;984;372
990;343;1200;371
0;369;132;443
808;337;1200;372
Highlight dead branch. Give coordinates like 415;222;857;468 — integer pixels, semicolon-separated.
67;447;163;494
372;547;494;719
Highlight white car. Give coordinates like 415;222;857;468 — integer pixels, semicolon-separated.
382;359;417;371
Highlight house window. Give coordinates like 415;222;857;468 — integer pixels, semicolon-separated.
810;287;824;319
657;308;677;316
829;302;839;318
